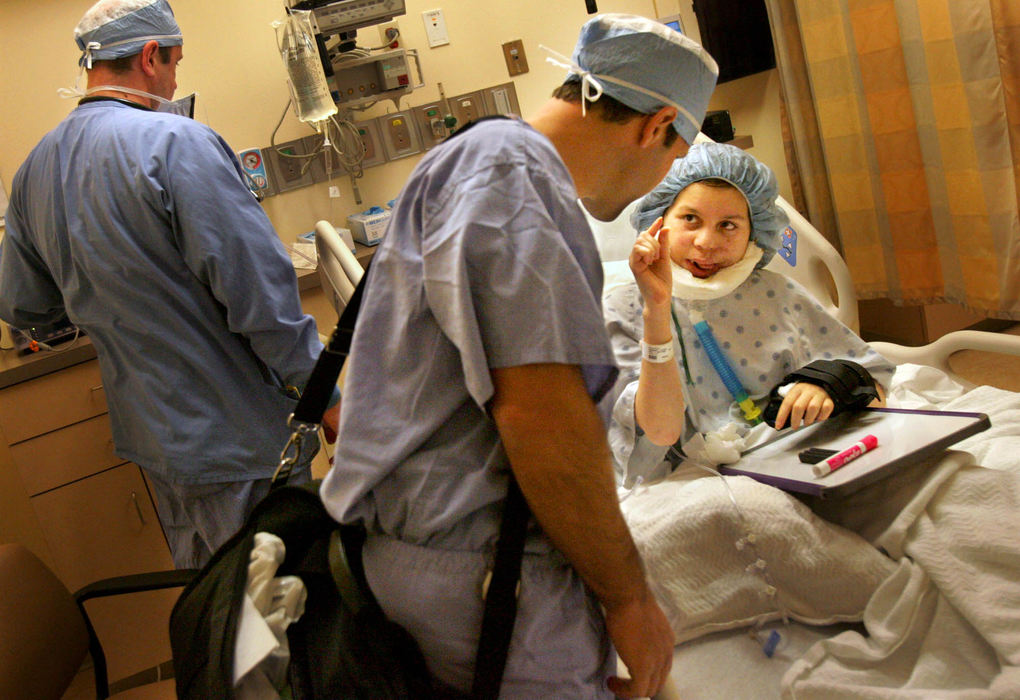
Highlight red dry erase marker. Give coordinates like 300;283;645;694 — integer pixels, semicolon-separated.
812;434;878;477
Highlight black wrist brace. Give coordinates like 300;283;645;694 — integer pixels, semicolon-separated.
763;359;879;428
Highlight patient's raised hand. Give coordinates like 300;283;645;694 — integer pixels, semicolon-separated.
629;217;672;311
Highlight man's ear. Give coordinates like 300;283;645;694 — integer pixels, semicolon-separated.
138;40;161;77
638;106;678;148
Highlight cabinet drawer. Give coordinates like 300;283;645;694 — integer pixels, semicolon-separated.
0;360;107;444
30;462;175;681
10;414;125;495
31;461;171;588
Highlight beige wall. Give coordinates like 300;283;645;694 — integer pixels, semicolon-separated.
663;1;790;203
0;0;790;245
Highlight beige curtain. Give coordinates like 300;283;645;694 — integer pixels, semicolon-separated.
766;0;1020;320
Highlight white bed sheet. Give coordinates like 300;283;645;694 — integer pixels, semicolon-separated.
645;364;1020;700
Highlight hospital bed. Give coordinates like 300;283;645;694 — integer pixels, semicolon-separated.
589;196;1020;699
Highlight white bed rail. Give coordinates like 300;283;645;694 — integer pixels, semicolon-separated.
870;329;1020;389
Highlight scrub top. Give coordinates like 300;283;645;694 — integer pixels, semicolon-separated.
0;99;322;484
319;117;618;551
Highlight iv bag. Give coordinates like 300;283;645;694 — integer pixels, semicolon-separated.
276;10;337;124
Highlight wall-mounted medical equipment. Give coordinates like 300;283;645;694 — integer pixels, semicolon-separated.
330;48;421;108
253;80;521;202
289;0;406;36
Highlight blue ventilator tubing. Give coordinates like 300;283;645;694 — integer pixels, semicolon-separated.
693;320;762;424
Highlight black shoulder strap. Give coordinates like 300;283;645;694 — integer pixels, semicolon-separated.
290;266;369;425
289;263;529;698
471;477;529;699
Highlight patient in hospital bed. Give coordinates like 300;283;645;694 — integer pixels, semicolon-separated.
603;142;895;487
600;143;1020;698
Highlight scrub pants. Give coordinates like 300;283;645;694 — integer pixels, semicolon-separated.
146;466;311;569
362;533;617;698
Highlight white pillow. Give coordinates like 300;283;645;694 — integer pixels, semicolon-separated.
621;466;897;643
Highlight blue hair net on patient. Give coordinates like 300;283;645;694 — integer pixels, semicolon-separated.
630;142;789;267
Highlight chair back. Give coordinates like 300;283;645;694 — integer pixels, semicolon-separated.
0;543;89;700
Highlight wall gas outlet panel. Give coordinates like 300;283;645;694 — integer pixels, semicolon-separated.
411;102;453;150
355;118;388;168
331;49;412;107
447;90;487;129
267;138;316;193
483;82;522;118
301;134;330;184
421;9;450;47
377;112;423;160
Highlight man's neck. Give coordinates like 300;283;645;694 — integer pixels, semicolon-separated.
529;99;593;184
85;70;158;109
530;99;626;217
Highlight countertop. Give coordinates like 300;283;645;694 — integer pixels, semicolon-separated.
0;336;97;390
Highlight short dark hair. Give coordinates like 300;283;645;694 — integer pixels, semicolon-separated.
553;78;680;147
97;45;174;74
697;177;737;190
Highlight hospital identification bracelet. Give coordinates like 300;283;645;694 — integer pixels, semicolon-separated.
641;340;675;363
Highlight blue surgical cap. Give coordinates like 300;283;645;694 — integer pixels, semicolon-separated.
631;142;789;267
74;0;182;68
570;14;718;145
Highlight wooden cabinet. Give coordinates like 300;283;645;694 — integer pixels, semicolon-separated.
0;357;176;683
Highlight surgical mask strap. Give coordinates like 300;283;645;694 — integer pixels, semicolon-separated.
58;83;170;105
78;33;183;68
539;44;702;135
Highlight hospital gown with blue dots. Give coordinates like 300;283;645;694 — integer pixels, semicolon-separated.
603;268;895;485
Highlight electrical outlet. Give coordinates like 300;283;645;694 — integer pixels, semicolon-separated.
448;91;487;129
267;138;315;193
377;112;423;160
377;21;401;49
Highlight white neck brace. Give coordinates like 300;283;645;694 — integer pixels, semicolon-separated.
671;244;763;300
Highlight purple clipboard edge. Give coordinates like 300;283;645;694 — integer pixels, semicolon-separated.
718;407;991;499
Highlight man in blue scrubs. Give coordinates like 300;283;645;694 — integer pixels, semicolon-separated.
319;14;718;698
0;0;336;569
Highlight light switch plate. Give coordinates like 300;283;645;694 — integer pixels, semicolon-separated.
502;39;528;76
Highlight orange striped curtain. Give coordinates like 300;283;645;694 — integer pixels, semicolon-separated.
766;0;1020;319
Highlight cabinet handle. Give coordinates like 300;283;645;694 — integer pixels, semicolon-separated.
131;491;146;526
90;385;104;393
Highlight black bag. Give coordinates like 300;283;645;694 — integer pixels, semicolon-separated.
169;480;434;698
170;265;529;699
